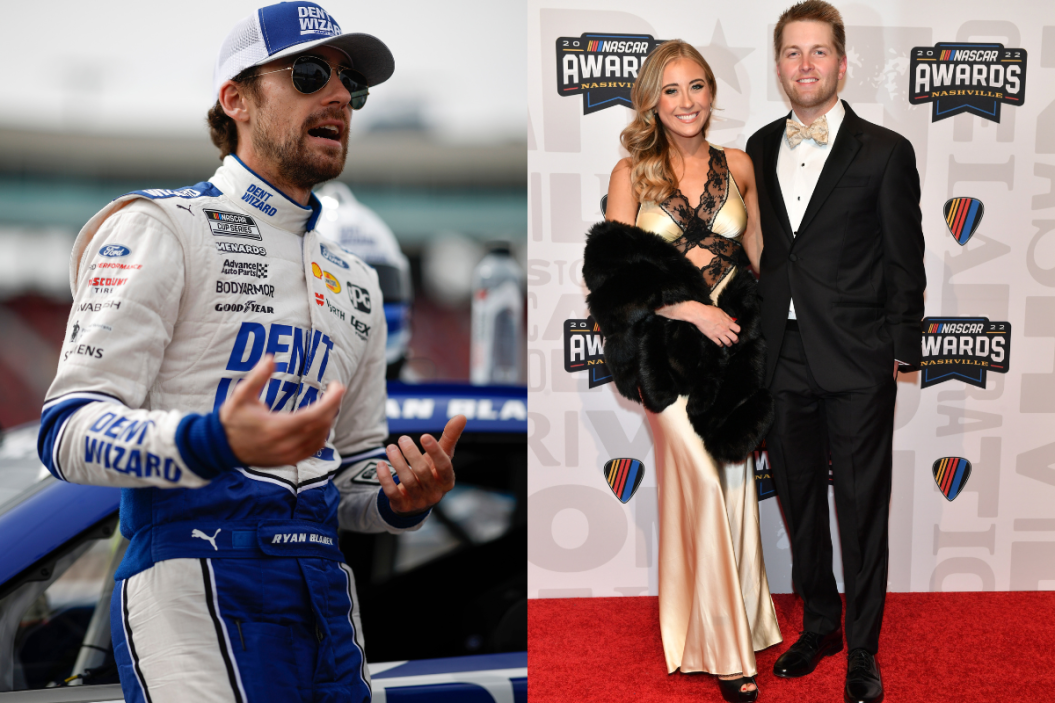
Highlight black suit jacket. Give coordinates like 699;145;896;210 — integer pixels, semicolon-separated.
746;101;926;392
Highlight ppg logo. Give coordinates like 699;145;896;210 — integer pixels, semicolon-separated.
99;244;131;258
347;284;372;314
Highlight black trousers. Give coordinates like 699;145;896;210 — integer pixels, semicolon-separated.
766;327;896;653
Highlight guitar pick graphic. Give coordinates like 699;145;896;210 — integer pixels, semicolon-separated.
943;197;984;245
603;458;644;504
932;457;972;501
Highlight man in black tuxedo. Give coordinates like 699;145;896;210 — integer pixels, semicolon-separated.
745;2;925;702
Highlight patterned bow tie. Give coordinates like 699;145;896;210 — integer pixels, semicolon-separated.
785;115;829;147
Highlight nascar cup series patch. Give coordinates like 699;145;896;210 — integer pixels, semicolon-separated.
932;457;972;501
943;197;984;245
604;458;644;504
204;209;262;240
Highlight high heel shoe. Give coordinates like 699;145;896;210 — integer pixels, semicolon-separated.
717;675;759;703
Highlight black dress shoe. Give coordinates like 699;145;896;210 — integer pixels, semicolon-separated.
717;675;758;703
772;629;843;678
844;649;883;703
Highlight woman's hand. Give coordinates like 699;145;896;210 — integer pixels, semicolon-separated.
656;301;740;346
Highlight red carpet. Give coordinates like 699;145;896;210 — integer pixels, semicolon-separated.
528;592;1055;702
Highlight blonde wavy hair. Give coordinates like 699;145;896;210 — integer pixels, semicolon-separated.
620;40;717;204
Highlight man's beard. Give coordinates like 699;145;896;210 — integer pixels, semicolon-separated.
783;75;838;111
252;104;348;191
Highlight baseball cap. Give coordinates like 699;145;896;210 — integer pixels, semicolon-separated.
214;1;395;100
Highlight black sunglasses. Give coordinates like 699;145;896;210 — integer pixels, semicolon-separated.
258;55;369;110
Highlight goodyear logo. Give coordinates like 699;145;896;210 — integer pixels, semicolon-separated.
943;197;984;245
603;458;644;503
932;457;972;501
564;317;612;388
910;42;1026;122
556;33;663;114
920;316;1010;389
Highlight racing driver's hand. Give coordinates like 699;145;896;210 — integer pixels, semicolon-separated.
377;415;466;516
220;355;345;467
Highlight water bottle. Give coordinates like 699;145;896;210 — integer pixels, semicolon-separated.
470;242;523;385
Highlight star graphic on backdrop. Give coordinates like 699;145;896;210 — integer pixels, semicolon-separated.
697;21;753;93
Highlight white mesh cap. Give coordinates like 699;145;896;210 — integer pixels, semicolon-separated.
213;2;395;100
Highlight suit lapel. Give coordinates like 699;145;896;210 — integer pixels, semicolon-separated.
797;101;862;235
764;116;795;245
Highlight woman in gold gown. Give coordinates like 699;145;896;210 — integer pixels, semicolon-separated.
586;40;781;702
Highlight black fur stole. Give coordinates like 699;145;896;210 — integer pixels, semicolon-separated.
582;220;773;464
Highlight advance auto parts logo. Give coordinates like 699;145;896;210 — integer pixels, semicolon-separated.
920;317;1010;389
910;42;1026;123
564;317;612;388
556;33;662;114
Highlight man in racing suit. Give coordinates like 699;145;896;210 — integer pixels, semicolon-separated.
36;3;463;702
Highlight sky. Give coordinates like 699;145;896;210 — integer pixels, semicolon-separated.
0;0;526;144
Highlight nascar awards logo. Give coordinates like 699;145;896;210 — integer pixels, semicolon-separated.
943;197;984;245
564;317;612;388
932;457;972;501
920;317;1011;389
910;42;1026;122
556;33;662;114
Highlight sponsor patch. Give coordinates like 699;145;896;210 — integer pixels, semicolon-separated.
241;185;277;217
315;292;325;306
99;244;130;258
932;457;972;501
312;262;323;279
63;344;104;361
221;259;269;279
347;283;371;313
216;242;267;257
79;301;121;312
324;271;341;293
564;317;613;388
603;458;644;503
92;262;141;270
320;243;349;269
214;300;274;314
557;33;663;114
943;197;984;245
920;317;1011;388
215;281;275;297
350;460;382;485
910;42;1027;122
204;209;262;240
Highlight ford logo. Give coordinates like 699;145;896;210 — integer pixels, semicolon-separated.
99;244;131;258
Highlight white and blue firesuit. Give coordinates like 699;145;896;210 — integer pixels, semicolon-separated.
37;156;427;703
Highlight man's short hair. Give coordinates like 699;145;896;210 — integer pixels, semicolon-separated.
205;67;262;160
774;0;846;60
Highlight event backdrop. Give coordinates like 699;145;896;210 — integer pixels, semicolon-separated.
527;0;1055;597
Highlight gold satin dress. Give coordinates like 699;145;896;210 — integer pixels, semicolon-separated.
636;145;782;677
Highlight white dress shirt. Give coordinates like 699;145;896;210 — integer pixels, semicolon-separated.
776;98;845;319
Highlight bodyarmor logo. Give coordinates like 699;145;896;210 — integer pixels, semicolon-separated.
943;198;984;245
920;317;1011;388
603;458;644;503
556;33;662;114
910;42;1027;122
347;283;371;313
205;209;263;240
563;318;612;388
932;457;972;501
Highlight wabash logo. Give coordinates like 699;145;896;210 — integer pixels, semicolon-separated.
910;42;1026;122
932;457;972;501
564;318;612;388
920;317;1010;389
556;33;663;114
